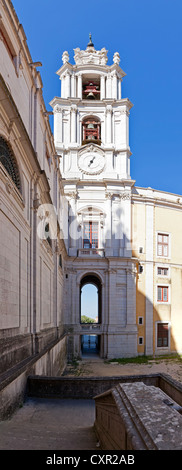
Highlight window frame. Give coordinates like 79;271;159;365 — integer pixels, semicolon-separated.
138;336;144;346
156;322;170;350
156;265;170;278
156;284;170;304
83;221;99;249
156;231;170;259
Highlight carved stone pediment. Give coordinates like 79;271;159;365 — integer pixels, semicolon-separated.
73;47;108;66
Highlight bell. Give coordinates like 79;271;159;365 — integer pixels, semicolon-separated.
87;91;95;99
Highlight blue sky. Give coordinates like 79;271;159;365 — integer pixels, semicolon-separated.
81;285;98;319
12;0;182;195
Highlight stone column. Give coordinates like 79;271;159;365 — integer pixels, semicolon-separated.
106;105;112;144
105;192;112;249
77;73;82;99
68;191;78;255
71;73;76;97
106;73;112;98
100;74;106;100
65;72;71;98
126;267;137;326
108;269;117;325
122;192;132;257
118;79;122;99
112;72;118;100
54;105;63;144
71;105;77;143
145;201;154;355
61;74;66;98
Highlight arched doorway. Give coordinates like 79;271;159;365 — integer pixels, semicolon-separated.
80;274;102;356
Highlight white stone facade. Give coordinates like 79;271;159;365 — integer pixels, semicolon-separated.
1;1;182;374
0;0;66;373
50;40;138;358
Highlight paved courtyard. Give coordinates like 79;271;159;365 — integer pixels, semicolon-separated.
0;356;182;451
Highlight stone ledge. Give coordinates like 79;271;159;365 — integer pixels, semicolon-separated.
27;373;161;399
94;382;182;450
0;334;67;420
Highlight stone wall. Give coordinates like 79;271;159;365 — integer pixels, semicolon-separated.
27;373;162;399
94;382;182;450
0;335;67;420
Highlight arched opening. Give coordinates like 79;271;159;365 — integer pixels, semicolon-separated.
80;274;102;324
82;116;101;146
0;136;21;192
80;274;102;356
81;283;98;324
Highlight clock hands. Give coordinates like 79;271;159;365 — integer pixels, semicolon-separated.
88;156;96;167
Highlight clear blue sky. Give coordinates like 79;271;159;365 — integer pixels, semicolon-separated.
12;0;182;195
81;285;98;319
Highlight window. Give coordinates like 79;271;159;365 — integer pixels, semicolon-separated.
0;136;21;191
138;317;143;325
157;323;169;347
157;267;169;276
45;223;52;247
83;222;99;248
138;337;143;345
59;254;62;268
157;233;169;257
82;117;101;145
157;286;168;302
82;79;100;100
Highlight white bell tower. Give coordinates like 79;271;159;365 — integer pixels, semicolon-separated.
50;37;137;359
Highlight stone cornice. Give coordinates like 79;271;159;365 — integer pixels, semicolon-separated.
132;190;182;210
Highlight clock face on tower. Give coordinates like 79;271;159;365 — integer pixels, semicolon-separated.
78;151;105;175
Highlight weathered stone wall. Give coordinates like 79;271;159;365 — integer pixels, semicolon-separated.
0;335;67;420
94;382;182;450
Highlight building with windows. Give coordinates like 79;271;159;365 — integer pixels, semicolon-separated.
50;38;182;359
0;0;67;382
0;0;182;411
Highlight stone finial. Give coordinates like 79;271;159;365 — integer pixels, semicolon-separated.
62;51;69;64
113;52;120;65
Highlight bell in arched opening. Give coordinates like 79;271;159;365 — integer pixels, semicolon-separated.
82;117;101;145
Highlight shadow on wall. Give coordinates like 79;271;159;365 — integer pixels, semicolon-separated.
65;202;182;359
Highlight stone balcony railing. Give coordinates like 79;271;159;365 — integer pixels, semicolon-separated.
78;249;105;258
81;323;101;332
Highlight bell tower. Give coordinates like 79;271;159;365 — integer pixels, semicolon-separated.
50;37;137;359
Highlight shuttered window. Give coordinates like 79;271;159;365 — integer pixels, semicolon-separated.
157;286;168;302
157;323;169;347
157;233;169;257
157;267;169;276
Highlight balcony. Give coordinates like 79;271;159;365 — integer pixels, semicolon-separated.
81;323;101;332
78;248;105;258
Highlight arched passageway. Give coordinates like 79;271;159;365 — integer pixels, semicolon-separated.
80;274;102;356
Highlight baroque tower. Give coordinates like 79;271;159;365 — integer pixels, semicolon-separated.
50;37;138;358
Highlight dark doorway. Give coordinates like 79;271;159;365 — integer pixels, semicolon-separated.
81;335;100;356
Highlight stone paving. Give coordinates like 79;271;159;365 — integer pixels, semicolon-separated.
1;356;182;451
0;397;97;450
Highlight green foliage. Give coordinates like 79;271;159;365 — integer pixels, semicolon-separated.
107;353;182;365
81;315;95;324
